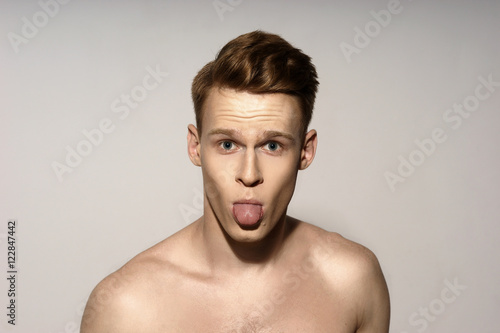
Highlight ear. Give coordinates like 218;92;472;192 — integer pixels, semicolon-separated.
299;129;317;170
187;124;202;166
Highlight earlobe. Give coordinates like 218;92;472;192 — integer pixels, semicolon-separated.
187;124;202;166
300;129;317;170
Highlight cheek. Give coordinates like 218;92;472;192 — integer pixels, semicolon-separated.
202;155;236;198
262;159;299;196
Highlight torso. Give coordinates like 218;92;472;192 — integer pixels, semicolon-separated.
105;218;365;333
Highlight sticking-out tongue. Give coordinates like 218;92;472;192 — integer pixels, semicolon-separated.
233;203;263;227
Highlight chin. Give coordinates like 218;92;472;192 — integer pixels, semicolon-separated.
229;227;263;241
223;221;273;244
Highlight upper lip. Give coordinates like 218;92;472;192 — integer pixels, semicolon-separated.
233;199;262;205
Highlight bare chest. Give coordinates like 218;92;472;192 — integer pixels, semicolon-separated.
148;275;357;333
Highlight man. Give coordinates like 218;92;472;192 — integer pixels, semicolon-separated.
81;30;390;332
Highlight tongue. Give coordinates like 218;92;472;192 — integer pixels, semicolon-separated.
233;204;263;227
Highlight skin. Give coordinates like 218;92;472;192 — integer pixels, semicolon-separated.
81;88;390;332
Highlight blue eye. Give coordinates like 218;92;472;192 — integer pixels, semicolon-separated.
266;141;279;151
221;141;234;150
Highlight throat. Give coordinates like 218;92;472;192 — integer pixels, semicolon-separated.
200;214;296;271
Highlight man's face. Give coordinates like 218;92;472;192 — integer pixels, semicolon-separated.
188;88;317;243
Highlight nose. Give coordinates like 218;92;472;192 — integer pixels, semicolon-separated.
236;149;263;187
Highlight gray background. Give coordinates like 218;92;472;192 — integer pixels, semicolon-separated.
1;0;499;332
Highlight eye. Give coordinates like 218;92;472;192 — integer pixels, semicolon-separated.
265;141;280;151
220;141;235;150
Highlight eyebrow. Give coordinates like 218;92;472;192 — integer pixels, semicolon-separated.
262;130;296;143
207;128;296;143
207;128;240;137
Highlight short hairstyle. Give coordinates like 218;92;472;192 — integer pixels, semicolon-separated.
191;30;319;136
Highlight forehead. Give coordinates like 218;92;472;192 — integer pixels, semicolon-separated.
202;88;301;134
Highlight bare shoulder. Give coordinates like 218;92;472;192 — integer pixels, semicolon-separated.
292;220;381;272
293;220;390;332
81;224;197;333
80;263;150;332
315;228;381;275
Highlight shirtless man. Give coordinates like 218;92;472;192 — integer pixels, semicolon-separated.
81;30;390;332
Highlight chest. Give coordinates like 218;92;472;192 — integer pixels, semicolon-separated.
154;275;357;333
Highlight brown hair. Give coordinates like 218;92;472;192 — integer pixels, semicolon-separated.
191;30;319;136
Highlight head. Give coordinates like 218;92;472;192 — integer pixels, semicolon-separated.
188;31;319;244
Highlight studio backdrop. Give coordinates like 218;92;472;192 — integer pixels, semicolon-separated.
1;0;499;332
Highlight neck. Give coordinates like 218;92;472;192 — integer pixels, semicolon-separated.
224;215;288;263
197;210;293;274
